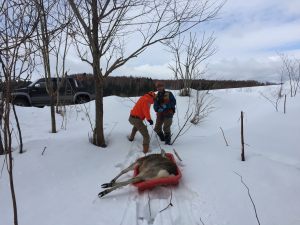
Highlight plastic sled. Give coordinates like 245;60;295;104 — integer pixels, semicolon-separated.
132;153;182;191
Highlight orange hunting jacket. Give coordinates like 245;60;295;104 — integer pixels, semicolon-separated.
130;94;154;121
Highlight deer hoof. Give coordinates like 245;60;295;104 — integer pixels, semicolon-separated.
98;190;109;198
101;182;112;188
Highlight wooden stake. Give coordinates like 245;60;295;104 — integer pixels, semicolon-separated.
219;127;229;146
241;111;245;161
284;94;287;114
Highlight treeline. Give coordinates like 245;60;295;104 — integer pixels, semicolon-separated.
2;74;272;97
156;79;269;91
72;73;270;97
0;80;31;91
72;74;155;97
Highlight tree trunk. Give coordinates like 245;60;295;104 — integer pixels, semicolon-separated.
0;98;4;155
12;105;23;153
3;90;19;225
93;63;106;147
50;94;57;133
38;0;57;134
0;137;4;155
8;143;18;225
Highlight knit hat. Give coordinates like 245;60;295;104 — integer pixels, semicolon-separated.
155;81;165;88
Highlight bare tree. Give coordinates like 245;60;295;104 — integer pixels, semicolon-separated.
67;0;224;147
260;89;282;112
279;53;300;97
190;89;215;125
0;1;39;224
34;0;58;133
52;2;72;117
34;0;72;133
171;89;215;145
259;74;285;112
168;32;216;96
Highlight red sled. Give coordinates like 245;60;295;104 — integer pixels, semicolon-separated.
133;153;182;191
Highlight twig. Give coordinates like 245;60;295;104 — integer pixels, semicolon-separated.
259;91;280;112
147;191;152;218
173;148;182;161
234;172;261;225
159;188;173;213
41;146;47;156
171;112;193;145
81;103;94;133
219;127;229;146
107;122;118;138
0;156;6;178
127;97;136;104
200;216;205;225
149;124;162;151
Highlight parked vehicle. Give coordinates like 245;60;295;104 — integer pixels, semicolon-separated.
12;77;95;107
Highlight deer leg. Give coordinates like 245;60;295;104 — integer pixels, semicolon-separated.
101;162;138;188
98;176;144;198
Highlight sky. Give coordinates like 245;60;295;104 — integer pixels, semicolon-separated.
57;0;300;83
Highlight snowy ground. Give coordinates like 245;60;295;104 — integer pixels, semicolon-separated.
1;85;300;225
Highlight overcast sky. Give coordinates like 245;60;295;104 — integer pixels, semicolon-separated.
62;0;300;83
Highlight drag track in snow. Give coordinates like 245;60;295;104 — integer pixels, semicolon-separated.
104;139;214;225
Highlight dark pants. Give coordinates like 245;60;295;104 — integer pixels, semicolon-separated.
154;115;173;135
128;116;150;145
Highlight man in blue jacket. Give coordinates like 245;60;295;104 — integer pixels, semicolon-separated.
153;81;176;145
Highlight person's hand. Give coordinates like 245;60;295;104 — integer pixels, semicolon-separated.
147;119;153;125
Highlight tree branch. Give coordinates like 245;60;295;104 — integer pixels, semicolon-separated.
234;172;261;225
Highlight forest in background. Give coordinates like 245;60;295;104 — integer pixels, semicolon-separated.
72;73;272;97
1;73;273;98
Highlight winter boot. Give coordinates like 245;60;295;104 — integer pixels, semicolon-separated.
157;132;165;141
164;133;171;145
127;135;134;142
143;144;149;154
128;128;137;142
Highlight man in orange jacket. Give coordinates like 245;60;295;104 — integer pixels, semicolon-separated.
128;91;156;153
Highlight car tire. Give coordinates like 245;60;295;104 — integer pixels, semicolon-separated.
13;98;30;107
76;95;90;104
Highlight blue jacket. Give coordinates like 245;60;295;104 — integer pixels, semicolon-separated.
154;90;176;117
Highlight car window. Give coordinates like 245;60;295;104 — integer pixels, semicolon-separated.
35;82;46;88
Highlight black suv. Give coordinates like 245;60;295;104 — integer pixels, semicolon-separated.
12;77;95;107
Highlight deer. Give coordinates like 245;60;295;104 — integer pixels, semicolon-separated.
98;150;178;198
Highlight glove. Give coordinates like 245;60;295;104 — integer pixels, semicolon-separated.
147;119;153;125
162;104;167;109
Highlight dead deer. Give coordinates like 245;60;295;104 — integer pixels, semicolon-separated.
98;150;177;198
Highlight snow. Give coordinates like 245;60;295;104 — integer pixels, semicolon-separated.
1;85;300;225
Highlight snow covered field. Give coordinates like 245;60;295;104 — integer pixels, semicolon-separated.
1;85;300;225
